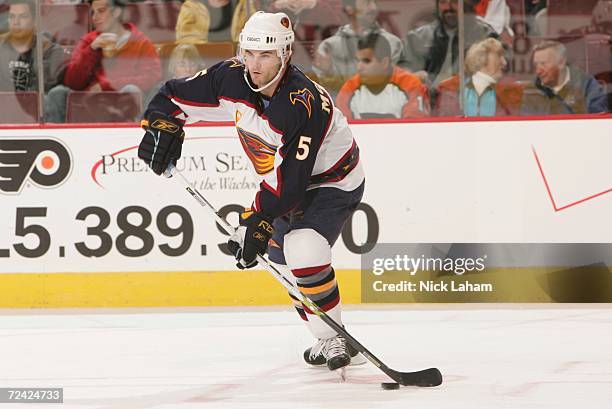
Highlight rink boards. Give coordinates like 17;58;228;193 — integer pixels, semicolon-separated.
0;117;610;306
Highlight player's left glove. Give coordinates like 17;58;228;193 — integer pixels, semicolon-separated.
138;111;185;176
227;209;274;269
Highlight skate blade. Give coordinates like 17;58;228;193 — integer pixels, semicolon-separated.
338;367;347;382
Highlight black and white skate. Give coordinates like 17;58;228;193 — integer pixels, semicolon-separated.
304;339;363;366
304;336;357;371
327;351;350;371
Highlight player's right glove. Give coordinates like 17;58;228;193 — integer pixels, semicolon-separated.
138;111;185;176
227;209;274;269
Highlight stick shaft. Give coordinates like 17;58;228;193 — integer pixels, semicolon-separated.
171;167;441;386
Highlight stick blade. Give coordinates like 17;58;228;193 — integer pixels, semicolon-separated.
397;367;443;387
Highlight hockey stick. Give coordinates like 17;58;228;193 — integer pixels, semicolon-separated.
170;167;442;387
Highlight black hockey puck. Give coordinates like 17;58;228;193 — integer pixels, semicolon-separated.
381;382;400;390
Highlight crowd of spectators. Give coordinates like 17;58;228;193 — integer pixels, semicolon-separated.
0;0;609;123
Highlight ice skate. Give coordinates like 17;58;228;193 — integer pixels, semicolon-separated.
304;336;366;367
304;335;351;371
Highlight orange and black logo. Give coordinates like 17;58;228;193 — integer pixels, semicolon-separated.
0;138;72;194
289;88;315;118
151;119;180;133
236;127;277;175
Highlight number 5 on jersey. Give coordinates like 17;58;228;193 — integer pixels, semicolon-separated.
296;136;312;160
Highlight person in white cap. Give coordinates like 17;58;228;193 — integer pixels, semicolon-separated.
138;11;366;374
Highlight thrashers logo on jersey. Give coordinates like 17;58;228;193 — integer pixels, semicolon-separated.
236;127;277;175
289;88;315;118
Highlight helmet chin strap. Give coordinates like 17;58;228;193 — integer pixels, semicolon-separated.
243;49;288;93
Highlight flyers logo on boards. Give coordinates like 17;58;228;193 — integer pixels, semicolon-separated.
289;88;314;118
0;138;72;194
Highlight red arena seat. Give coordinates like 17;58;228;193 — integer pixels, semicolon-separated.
66;91;142;123
0;92;39;124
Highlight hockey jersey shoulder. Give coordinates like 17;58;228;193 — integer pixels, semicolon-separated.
147;57;259;119
167;58;250;103
266;66;334;136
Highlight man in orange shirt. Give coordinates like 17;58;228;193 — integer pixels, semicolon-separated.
336;32;429;119
46;0;161;122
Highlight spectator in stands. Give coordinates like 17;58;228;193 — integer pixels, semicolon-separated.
230;0;318;41
560;0;612;37
313;0;404;95
167;43;204;79
474;0;514;42
205;0;233;42
435;38;522;116
231;0;257;42
592;0;612;35
403;0;498;87
520;40;608;114
145;43;203;106
524;0;547;35
269;0;318;23
0;0;65;92
45;0;161;122
176;0;210;44
525;0;547;16
336;32;429;119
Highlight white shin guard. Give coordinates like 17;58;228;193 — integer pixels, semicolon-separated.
284;228;343;340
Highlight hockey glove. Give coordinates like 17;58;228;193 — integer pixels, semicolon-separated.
227;209;274;269
138;111;185;176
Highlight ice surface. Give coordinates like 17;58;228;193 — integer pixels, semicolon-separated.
0;305;610;409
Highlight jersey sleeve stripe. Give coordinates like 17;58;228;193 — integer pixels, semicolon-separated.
220;96;260;113
172;96;220;108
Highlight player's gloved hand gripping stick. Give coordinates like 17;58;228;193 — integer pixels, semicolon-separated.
167;164;443;388
227;209;275;270
138;112;185;176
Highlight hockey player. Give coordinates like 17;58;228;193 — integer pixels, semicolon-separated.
138;11;365;372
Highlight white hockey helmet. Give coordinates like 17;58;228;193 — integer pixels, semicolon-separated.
238;11;295;92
